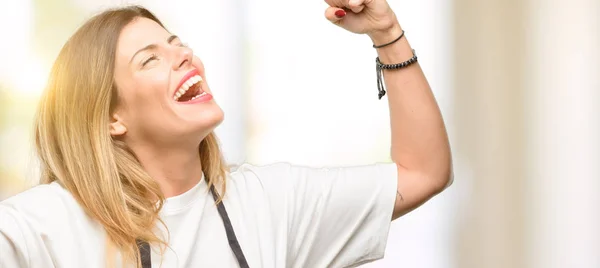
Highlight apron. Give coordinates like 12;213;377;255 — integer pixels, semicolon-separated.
137;183;250;268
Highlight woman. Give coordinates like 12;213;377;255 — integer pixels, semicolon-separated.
0;0;452;267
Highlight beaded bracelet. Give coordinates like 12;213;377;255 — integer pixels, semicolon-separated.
375;49;418;99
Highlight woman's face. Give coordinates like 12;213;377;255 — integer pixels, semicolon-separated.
111;17;223;146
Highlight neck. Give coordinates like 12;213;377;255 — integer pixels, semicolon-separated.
128;141;203;198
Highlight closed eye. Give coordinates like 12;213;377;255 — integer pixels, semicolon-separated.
142;54;158;66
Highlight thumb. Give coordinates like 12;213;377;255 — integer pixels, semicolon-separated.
324;6;346;24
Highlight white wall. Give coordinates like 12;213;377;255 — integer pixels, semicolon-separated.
525;0;600;267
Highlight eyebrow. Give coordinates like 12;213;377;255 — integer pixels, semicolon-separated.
129;35;180;64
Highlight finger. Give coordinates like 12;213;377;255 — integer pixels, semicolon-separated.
348;0;365;13
324;6;347;23
348;0;365;6
324;0;364;12
324;0;342;7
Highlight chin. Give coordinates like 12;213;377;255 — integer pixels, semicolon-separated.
189;105;224;136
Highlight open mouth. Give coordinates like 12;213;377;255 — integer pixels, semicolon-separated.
173;73;206;102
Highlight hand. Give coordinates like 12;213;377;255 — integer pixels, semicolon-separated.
324;0;401;43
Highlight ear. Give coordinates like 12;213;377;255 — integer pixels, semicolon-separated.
109;113;127;136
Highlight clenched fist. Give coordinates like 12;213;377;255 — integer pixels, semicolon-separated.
324;0;402;44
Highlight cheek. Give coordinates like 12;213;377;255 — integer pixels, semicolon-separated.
134;69;171;100
136;82;170;113
120;76;171;120
137;68;171;92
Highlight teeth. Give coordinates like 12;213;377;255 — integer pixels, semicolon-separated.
190;91;207;101
177;86;187;96
174;74;204;101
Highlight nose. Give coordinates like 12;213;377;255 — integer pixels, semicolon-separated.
172;45;193;70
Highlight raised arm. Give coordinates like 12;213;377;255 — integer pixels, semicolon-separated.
324;0;453;220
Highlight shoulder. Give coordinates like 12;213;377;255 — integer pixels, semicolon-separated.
0;182;96;239
227;162;319;193
225;161;397;201
0;183;76;266
229;162;342;182
0;183;106;267
0;182;77;219
223;162;308;218
226;162;294;195
229;162;397;183
229;162;293;177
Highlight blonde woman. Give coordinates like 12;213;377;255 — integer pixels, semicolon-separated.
0;0;452;267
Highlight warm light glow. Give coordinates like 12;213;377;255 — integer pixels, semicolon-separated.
6;57;47;97
0;0;45;96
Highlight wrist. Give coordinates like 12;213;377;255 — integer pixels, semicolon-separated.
368;22;403;45
370;23;413;63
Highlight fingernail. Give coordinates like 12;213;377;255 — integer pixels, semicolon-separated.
334;10;346;18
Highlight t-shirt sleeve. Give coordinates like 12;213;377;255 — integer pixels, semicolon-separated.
240;162;398;268
0;206;30;268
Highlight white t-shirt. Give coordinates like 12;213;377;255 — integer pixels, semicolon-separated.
0;162;398;268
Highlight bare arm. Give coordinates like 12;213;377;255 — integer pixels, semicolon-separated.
370;25;453;220
324;0;453;220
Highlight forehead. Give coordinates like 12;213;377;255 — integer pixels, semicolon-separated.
117;17;170;58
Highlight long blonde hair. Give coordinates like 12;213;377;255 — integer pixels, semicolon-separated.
34;5;228;267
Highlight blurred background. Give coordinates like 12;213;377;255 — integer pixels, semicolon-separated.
0;0;598;267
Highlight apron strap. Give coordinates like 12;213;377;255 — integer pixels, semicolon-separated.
210;185;250;268
137;184;250;268
138;239;151;268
